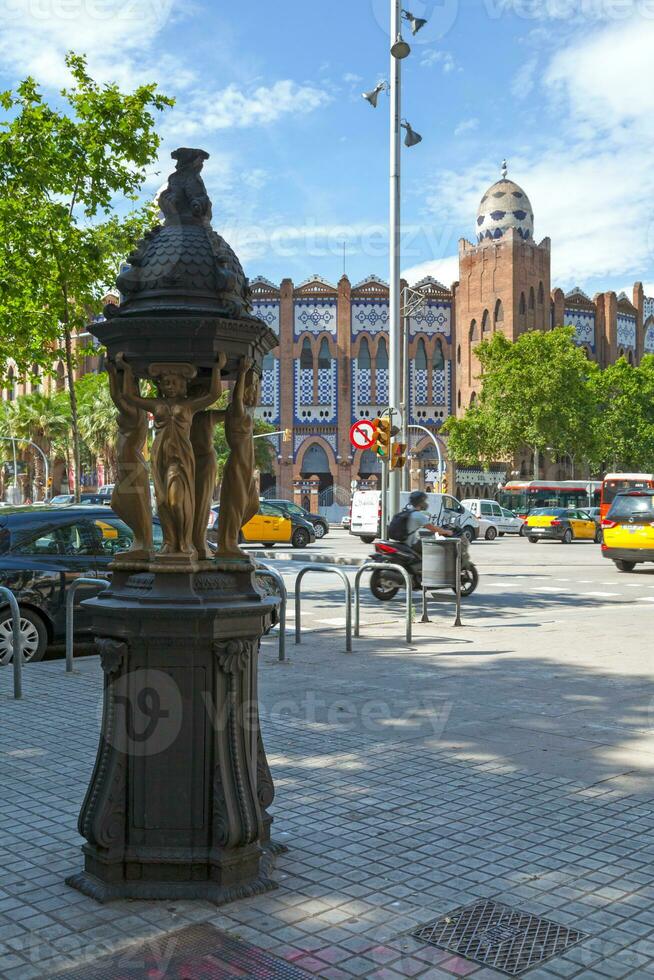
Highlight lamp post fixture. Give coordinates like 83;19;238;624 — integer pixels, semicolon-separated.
66;147;283;904
363;2;425;517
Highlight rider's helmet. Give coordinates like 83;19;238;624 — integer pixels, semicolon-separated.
409;490;428;510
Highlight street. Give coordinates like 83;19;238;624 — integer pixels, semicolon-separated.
4;527;654;978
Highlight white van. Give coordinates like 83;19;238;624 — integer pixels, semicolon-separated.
350;489;480;543
460;498;524;539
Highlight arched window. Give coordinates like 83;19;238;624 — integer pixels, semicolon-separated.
538;282;544;305
7;366;15;401
376;338;388;369
415;339;428;370
529;286;535;310
519;293;526;316
481;309;489;333
318;338;331;370
432;339;445;371
457;344;461;365
300;338;313;370
628;350;634;365
457;390;461;408
301;442;330;475
470;391;477;407
55;361;65;392
469;319;477;341
357;337;371;369
494;299;504;325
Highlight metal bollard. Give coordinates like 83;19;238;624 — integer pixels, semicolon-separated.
294;565;352;653
66;577;111;673
354;561;414;644
0;586;23;699
255;565;288;662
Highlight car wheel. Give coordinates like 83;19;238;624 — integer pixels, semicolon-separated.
0;608;48;665
594;528;603;543
528;537;538;544
462;527;474;543
485;526;498;541
361;535;376;544
562;528;573;544
518;524;525;536
292;527;310;549
313;522;326;539
615;559;636;572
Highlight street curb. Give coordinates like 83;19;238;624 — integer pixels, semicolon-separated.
251;550;365;567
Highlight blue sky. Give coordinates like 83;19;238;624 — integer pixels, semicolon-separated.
2;0;654;297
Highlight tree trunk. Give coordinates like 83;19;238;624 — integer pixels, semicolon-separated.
533;446;540;480
63;322;81;502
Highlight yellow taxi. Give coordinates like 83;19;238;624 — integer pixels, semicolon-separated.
601;490;654;571
208;502;315;549
525;507;601;544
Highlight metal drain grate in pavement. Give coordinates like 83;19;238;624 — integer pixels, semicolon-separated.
49;922;315;979
412;899;588;976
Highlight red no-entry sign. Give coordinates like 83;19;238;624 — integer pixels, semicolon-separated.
349;420;376;450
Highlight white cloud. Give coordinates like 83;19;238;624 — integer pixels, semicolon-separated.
402;255;460;289
510;56;538;99
420;49;457;72
491;0;653;22
454;117;479;137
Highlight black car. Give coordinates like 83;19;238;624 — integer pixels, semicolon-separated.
0;506;163;663
265;499;329;539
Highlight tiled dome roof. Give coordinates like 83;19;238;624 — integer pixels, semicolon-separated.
475;162;534;245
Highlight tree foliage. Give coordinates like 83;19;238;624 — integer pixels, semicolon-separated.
444;327;599;469
0;53;172;497
589;355;654;471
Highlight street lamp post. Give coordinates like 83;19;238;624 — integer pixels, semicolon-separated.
388;0;404;518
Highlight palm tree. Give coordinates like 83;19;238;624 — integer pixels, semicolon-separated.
76;372;118;483
4;392;70;499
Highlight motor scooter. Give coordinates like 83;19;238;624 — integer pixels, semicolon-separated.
368;517;479;601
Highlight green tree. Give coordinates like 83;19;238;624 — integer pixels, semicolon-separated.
210;392;277;482
444;327;599;475
0;390;70;498
589;355;654;471
0;52;172;499
76;371;119;481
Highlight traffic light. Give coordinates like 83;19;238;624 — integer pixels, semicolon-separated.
373;417;392;458
390;442;407;470
282;428;292;442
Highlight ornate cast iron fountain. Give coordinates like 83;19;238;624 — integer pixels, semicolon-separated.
66;148;282;902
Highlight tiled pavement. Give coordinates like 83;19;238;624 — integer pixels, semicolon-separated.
3;603;654;979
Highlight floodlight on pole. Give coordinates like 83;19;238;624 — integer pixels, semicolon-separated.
361;80;389;108
390;34;411;59
401;120;422;146
402;9;428;34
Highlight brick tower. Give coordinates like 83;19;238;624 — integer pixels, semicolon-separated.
455;161;551;413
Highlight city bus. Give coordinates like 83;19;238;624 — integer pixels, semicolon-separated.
498;480;601;518
600;473;654;519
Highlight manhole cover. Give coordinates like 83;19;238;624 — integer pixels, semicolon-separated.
412;900;588;976
50;922;315;979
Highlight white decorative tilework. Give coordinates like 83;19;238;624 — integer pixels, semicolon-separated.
644;321;654;353
255;357;280;424
617;313;636;349
253;301;280;333
293;432;337;458
409;301;451;338
644;297;654;319
432;367;446;406
294;300;337;337
411;362;451;422
376;367;388;404
351;301;389;336
413;367;428;406
564;309;595;349
294;361;337;424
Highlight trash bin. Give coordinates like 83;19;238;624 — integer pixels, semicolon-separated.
421;537;459;590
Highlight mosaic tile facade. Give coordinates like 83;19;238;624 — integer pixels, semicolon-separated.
644;319;654;353
351;301;389;336
408;300;452;338
617;313;636;349
256;356;280;424
294;300;337;338
564;309;595;350
294;360;337;425
252;300;280;333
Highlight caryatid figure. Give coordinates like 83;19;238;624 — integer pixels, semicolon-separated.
216;358;260;558
106;358;153;559
117;354;224;559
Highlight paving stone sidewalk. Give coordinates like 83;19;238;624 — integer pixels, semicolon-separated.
2;603;654;979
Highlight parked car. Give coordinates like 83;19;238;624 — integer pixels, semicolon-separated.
602;490;654;571
524;507;601;544
208;501;316;549
0;506;164;663
48;493;111;506
265;499;329;539
460;498;524;539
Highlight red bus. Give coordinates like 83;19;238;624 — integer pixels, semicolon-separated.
600;473;654;519
498;480;601;518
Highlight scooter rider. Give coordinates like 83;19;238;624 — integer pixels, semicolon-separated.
391;490;453;555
